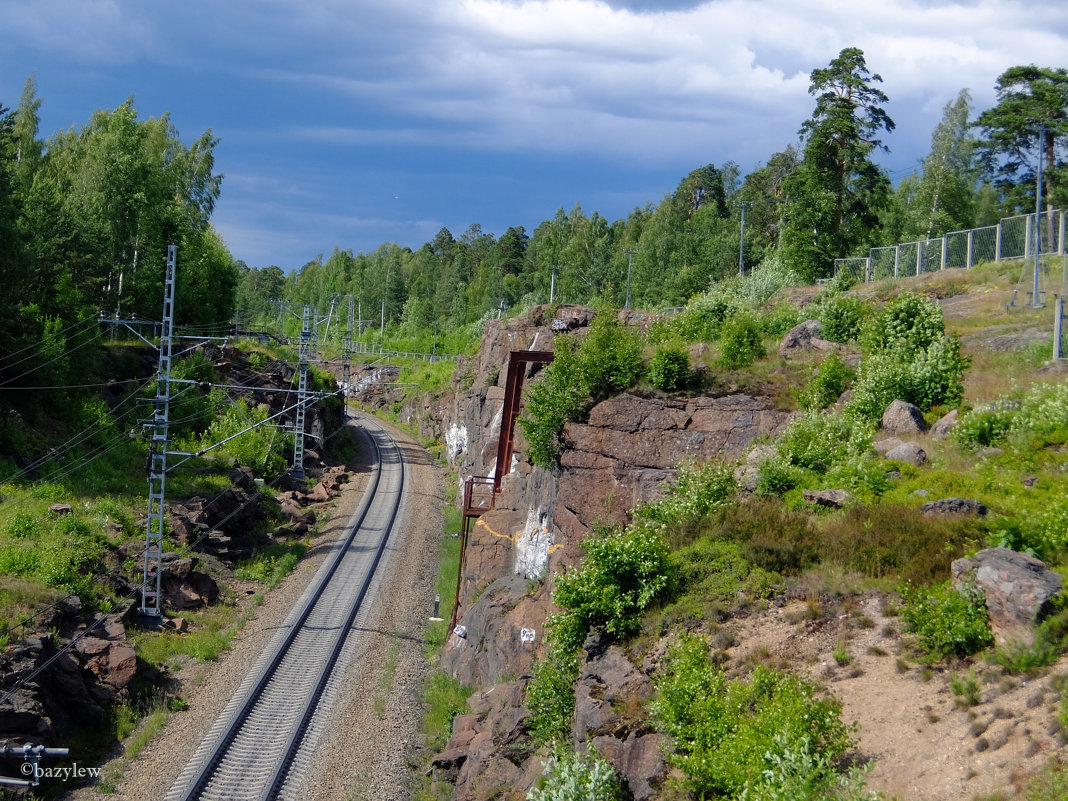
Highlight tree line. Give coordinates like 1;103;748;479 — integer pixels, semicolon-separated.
2;52;1066;384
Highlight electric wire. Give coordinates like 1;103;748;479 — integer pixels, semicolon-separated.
0;335;105;389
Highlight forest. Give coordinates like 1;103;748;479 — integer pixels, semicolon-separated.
1;52;1066;393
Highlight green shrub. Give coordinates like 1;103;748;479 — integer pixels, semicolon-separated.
862;291;946;353
652;635;854;799
520;313;645;469
777;411;872;472
667;538;780;620
634;461;736;528
952;403;1016;449
649;344;692;392
816;295;867;343
527;746;624;801
799;353;855;411
900;580;994;660
525;642;580;747
759;304;802;337
754;456;802;497
552;525;673;649
718;313;765;369
845;293;967;423
1010;379;1068;447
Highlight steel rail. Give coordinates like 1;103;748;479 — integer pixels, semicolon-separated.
169;415;405;801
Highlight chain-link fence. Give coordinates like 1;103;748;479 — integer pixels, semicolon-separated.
834;209;1066;283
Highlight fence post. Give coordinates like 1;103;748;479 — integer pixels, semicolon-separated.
940;236;948;270
865;258;871;283
894;246;900;278
966;230;974;269
996;220;1002;261
1059;210;1066;255
1055;296;1064;360
1025;214;1032;257
916;240;923;276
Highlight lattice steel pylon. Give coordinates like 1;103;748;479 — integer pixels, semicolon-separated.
291;304;311;478
342;295;354;413
140;244;177;622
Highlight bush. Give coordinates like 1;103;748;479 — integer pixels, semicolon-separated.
862;291;946;353
552;525;673;649
527;746;624;801
799;353;855;411
634;461;736;529
525;642;580;747
816;295;867;343
1011;379;1068;447
759;304;803;337
777;411;872;472
846;339;967;423
649;344;692;392
652;635;855;799
520;313;645;469
952;403;1016;449
754;456;802;497
900;580;994;660
718;313;765;369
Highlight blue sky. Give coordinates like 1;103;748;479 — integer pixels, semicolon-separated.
2;0;1066;271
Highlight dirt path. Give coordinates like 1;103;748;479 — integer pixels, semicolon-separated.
62;415;443;801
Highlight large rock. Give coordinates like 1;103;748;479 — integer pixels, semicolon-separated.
778;320;837;357
881;400;928;434
593;733;668;801
802;489;855;509
951;548;1063;647
930;409;959;438
572;635;654;746
922;497;987;517
884;442;927;466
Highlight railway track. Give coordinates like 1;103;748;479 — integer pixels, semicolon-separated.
166;415;406;801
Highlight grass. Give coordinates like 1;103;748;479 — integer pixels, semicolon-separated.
130;597;243;668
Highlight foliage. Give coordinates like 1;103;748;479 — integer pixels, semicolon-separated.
717;313;766;369
814;294;867;343
950;668;982;707
780;47;895;282
520;313;644;469
776;411;872;472
422;671;473;752
652;635;855;799
552;525;674;650
900;580;994;660
528;746;624;801
952;402;1017;449
973;66;1068;212
799;353;855;410
664;538;781;624
234;543;306;587
525;640;581;747
202;398;291;479
1010;379;1068;448
648;343;692;392
634;460;736;528
846;293;967;422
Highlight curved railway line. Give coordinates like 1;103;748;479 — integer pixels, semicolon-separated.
165;415;406;801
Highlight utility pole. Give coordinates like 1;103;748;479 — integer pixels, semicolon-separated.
735;201;753;276
622;248;637;309
549;267;556;304
380;298;385;335
1031;125;1045;308
342;295;354;412
291;305;311;479
139;245;177;623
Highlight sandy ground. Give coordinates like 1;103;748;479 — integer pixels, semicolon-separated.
729;593;1068;801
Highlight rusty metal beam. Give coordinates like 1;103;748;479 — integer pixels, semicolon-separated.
494;350;553;492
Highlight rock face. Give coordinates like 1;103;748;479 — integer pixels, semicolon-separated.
881;400;928;434
930;409;959;438
557;393;795;540
951;548;1063;646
